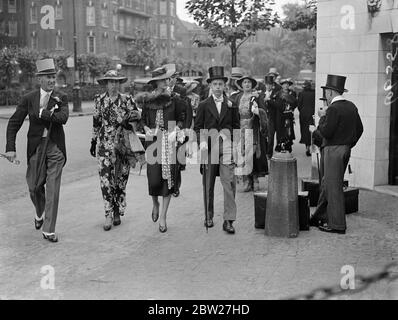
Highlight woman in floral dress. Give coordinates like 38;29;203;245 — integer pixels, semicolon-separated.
231;75;268;192
135;64;186;233
90;70;142;231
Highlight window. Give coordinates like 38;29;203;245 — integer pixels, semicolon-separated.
8;21;17;37
159;23;167;38
126;17;132;34
30;5;38;23
170;1;175;17
101;8;108;27
87;35;96;53
170;24;175;40
55;1;63;20
31;36;38;50
0;21;6;34
8;0;16;13
159;0;167;15
119;18;125;34
0;1;3;13
56;31;63;49
113;13;118;31
86;4;96;26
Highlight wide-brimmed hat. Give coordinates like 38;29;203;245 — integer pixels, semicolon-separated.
148;64;176;84
268;67;279;77
321;74;348;94
97;70;128;85
280;78;294;86
236;75;257;90
207;66;228;83
230;67;246;80
35;59;57;76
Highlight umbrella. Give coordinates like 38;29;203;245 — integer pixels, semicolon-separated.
202;148;209;233
33;123;52;194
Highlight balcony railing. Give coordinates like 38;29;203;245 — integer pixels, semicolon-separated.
118;1;154;18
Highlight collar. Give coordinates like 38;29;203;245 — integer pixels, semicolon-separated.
331;95;345;105
212;94;223;103
40;88;53;97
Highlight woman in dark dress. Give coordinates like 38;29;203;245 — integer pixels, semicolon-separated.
135;64;186;233
298;80;315;156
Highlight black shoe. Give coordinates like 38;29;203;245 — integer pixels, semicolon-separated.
318;224;346;234
309;217;322;227
113;213;121;226
159;223;168;233
222;220;235;234
204;218;214;228
173;190;180;197
35;218;44;230
306;150;311;157
42;233;58;242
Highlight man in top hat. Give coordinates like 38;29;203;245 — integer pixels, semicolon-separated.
4;58;69;242
263;73;282;158
312;74;363;234
194;66;240;234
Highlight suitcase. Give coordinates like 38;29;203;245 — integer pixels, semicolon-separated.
301;178;349;207
298;191;310;231
253;192;267;229
344;187;359;214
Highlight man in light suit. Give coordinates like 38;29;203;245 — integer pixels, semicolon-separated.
194;66;240;234
5;58;69;242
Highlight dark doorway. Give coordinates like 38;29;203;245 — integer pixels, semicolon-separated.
389;37;398;185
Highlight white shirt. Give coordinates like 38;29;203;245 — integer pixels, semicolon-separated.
212;94;223;114
39;89;53;137
331;95;345;105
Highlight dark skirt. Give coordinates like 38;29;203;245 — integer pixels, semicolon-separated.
299;114;313;146
252;134;268;176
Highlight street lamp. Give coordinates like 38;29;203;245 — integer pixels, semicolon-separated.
72;0;82;112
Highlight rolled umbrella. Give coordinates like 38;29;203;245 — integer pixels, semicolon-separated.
202;148;208;233
33;123;53;194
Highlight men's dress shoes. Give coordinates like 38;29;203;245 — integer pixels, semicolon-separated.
204;218;214;228
223;220;235;234
309;217;323;227
35;218;44;230
113;213;121;226
318;224;346;234
42;233;58;243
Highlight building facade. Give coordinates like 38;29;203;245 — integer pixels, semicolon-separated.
316;0;398;189
0;0;26;48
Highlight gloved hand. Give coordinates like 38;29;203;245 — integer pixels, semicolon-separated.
90;139;97;157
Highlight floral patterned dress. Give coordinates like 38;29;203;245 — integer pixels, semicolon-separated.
92;92;136;218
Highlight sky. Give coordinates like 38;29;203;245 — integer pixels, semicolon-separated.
176;0;304;23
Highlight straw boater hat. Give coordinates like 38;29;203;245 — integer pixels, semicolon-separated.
35;59;57;76
280;78;294;86
97;70;128;85
236;75;257;90
321;74;348;94
147;64;176;85
206;66;228;83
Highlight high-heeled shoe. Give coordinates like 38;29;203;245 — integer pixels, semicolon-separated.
159;223;167;233
152;206;159;222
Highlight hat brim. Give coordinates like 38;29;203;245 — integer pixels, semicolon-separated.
97;77;128;85
206;77;228;84
236;76;257;90
321;85;348;93
147;70;175;84
36;71;57;76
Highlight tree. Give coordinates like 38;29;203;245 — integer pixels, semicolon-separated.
125;29;157;69
186;0;279;67
282;0;317;66
16;48;39;87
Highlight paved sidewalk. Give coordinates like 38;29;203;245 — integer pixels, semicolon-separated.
0;159;397;299
0;101;94;120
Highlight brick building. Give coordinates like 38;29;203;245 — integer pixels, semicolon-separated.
316;0;398;189
0;0;26;48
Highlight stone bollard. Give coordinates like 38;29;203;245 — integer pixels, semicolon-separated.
265;151;299;238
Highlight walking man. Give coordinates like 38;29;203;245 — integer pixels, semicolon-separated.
5;58;69;242
313;74;363;234
194;66;240;234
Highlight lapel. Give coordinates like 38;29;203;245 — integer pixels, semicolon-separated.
219;97;228;124
207;96;220;121
33;90;41;114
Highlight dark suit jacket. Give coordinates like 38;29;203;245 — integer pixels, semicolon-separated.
194;95;240;147
318;99;363;148
6;89;69;164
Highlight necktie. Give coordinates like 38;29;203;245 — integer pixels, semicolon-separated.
213;96;223;114
41;93;50;109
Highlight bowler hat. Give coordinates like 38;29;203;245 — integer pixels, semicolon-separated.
148;64;176;84
321;74;348;94
97;70;128;85
206;66;228;83
35;59;57;76
236;75;257;90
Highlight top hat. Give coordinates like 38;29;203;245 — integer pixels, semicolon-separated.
236;75;257;90
321;74;348;94
207;66;228;83
148;64;176;84
280;78;294;86
268;67;279;76
35;59;57;76
264;74;275;84
97;70;128;85
230;67;246;80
